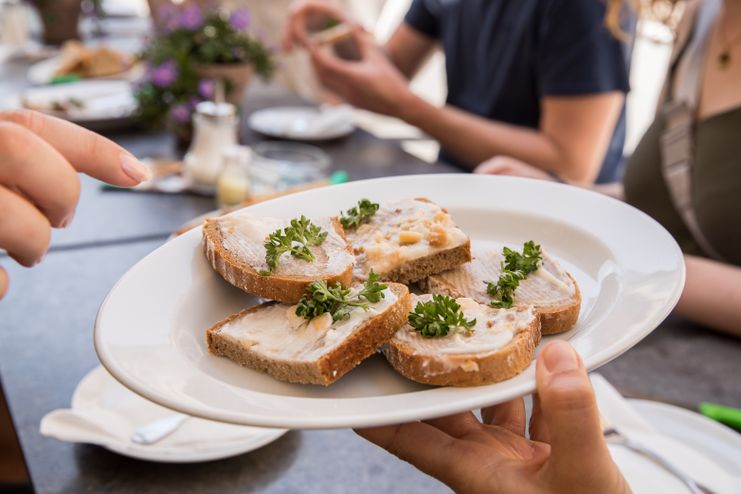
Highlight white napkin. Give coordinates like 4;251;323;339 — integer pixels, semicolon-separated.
592;374;741;494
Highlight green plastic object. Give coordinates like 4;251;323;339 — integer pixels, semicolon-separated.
699;402;741;430
329;170;348;185
50;74;81;84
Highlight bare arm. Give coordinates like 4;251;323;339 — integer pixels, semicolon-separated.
400;91;624;184
675;255;741;336
383;23;436;80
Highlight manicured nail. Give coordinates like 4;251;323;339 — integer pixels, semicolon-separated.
60;211;75;228
120;154;152;183
542;340;580;374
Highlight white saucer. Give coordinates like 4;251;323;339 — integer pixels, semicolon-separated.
248;105;355;140
611;400;741;493
41;366;287;463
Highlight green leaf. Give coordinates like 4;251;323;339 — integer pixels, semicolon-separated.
295;271;387;322
262;216;328;275
485;241;542;309
407;294;476;338
339;199;380;229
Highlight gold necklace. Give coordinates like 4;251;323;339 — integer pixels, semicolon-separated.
719;11;741;69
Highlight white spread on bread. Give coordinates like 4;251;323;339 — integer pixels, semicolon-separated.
346;198;468;278
392;295;534;360
218;288;397;362
214;213;353;277
433;244;575;308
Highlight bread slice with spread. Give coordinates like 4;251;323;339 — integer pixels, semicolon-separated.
420;243;580;334
203;213;354;304
343;197;471;284
383;294;540;386
206;280;411;386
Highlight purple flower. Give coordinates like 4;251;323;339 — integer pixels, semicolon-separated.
170;103;191;125
179;3;203;30
188;96;201;109
150;59;178;87
157;4;180;33
229;9;250;31
198;79;215;99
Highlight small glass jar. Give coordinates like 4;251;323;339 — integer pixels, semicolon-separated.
217;145;252;208
183;101;238;193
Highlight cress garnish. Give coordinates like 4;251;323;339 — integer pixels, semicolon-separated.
295;271;388;322
485;241;542;308
260;216;327;275
339;199;380;229
408;294;476;338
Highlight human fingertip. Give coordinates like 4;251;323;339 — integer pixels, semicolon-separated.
120;153;152;184
0;267;8;300
541;340;580;375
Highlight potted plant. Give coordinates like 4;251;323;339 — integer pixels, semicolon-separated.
134;3;274;141
29;0;82;45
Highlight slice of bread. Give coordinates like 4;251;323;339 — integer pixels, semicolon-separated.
383;296;540;387
203;213;354;304
206;283;411;386
419;244;580;335
345;197;471;285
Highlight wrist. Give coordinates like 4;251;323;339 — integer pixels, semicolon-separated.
395;90;432;125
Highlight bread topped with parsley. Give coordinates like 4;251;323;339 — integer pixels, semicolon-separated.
203;212;354;304
419;242;580;335
206;276;412;385
383;294;540;387
342;197;472;284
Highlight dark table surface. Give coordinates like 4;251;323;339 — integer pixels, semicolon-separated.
2;57;741;494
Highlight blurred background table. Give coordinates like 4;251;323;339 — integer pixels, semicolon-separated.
2;7;741;494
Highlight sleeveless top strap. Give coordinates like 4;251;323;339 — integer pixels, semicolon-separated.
660;0;726;262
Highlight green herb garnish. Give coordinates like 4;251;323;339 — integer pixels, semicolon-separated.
260;216;327;275
295;271;388;322
339;199;380;229
408;294;476;338
485;241;542;308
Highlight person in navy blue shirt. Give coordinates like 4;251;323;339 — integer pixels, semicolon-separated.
283;0;631;183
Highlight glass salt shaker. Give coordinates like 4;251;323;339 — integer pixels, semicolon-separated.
183;100;238;193
217;145;252;208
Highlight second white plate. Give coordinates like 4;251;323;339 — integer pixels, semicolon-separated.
94;174;685;429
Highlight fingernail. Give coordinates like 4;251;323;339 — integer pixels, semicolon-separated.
120;154;152;183
542;340;580;374
60;211;75;229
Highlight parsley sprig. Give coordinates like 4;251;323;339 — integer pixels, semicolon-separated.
339;199;380;229
260;216;327;275
485;241;542;308
408;294;476;338
295;271;388;322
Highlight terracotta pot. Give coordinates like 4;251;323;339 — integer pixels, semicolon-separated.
195;63;254;106
37;1;82;45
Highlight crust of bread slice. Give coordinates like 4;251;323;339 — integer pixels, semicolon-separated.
383;239;472;285
203;217;353;304
420;270;580;335
206;283;412;386
383;309;541;387
349;197;472;284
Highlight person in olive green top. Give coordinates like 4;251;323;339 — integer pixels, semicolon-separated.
476;0;741;337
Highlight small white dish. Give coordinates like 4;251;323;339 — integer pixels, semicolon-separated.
248;105;355;141
610;400;741;493
40;366;287;463
94;174;685;429
5;80;135;131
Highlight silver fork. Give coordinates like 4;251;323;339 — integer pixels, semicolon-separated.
602;422;715;494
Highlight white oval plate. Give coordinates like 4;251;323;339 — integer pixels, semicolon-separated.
55;366;286;463
95;174;685;429
248;105;354;141
5;80;135;130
